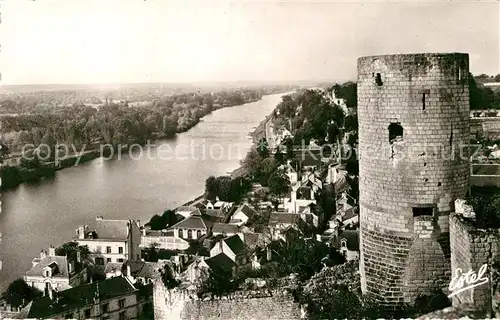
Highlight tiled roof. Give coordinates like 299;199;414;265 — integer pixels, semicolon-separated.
269;213;301;225
204;253;236;273
342;207;358;222
25;256;70;278
234;204;257;219
92;219;130;240
242;233;265;250
136;262;158;279
339;230;359;251
203;209;226;218
104;262;123;274
223;235;248;256
23;277;136;319
212;223;239;234
171;216;209;230
176;206;198;213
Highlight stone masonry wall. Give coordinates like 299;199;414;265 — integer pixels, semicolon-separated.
153;280;303;320
358;53;470;307
449;212;500;314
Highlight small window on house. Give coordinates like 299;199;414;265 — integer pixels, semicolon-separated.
106;246;112;254
197;230;202;238
107;258;112;263
102;303;109;314
375;73;383;86
118;258;124;263
118;247;123;254
179;229;184;238
412;207;433;217
119;299;125;308
187;229;193;239
388;123;404;143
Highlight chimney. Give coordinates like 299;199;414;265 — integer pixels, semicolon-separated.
40;250;47;259
126;264;131;277
77;226;85;239
48;245;56;257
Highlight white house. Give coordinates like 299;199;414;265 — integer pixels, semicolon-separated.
140;229;189;251
284;171;322;214
24;246;88;293
229;203;258;226
74;217;142;266
170;215;213;240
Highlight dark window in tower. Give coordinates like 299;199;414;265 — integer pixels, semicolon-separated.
388;123;403;143
375;73;383;86
421;89;430;110
413;207;433;217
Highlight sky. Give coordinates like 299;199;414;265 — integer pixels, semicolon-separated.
0;0;499;85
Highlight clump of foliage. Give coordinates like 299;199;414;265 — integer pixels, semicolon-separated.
160;265;180;289
205;175;252;202
148;210;182;230
467;186;500;228
1;279;42;308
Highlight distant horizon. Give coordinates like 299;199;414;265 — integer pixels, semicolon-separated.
0;78;352;91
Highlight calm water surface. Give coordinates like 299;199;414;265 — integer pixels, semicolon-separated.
0;93;285;291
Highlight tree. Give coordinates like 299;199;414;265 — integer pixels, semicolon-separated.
149;214;165;231
142;243;159;262
205;176;218;200
199;264;235;297
55;242;90;265
160;264;180;289
267;169;290;198
2;279;42;308
185;241;209;256
257;138;269;158
162;210;179;228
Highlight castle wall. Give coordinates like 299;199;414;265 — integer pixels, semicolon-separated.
357;53;470;307
153;280;303;320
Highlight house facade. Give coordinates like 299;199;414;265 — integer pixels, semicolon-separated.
75;217;142;266
229;203;258;226
19;277;153;320
24;246;87;293
171;215;212;240
140;229;189;251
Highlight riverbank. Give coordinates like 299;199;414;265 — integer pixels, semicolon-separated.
0;97;265;192
169;97;281;215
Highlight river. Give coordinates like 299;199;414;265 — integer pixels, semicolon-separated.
0;92;285;292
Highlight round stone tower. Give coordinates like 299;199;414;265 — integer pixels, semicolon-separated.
357;53;470;307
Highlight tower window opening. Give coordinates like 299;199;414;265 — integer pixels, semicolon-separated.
413;207;433;217
375;73;383;86
421;89;430;110
388;123;404;143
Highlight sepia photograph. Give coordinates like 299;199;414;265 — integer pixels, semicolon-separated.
0;0;499;319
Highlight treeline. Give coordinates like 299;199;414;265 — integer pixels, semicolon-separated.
470;74;500;110
0;89;265;155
